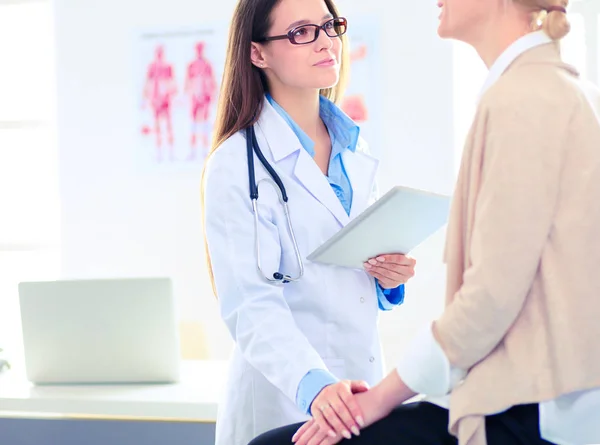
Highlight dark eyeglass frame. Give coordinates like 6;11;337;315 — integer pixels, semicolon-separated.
257;17;348;45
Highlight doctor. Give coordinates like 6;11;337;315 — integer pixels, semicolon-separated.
201;0;416;444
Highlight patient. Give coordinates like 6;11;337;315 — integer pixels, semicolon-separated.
249;0;600;444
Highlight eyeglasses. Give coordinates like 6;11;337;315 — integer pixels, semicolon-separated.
258;17;348;45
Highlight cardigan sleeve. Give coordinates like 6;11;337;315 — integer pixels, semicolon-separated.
434;91;573;369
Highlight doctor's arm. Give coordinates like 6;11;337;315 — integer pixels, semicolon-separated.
369;253;415;310
203;152;364;438
364;177;415;310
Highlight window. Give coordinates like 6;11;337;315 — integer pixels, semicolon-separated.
454;4;600;173
562;13;587;78
0;0;60;366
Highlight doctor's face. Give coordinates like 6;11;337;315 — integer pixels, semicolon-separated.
437;0;496;43
257;0;344;92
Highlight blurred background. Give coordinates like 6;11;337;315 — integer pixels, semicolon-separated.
0;0;595;373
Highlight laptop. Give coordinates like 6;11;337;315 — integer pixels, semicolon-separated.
18;277;181;384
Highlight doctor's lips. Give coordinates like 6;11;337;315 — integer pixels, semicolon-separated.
314;57;337;67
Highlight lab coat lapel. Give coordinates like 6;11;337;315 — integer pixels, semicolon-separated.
343;147;379;220
292;150;350;227
257;99;350;227
256;99;302;163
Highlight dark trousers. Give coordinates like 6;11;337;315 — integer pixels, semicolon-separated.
248;402;555;445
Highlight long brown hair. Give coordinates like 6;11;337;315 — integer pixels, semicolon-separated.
201;0;350;297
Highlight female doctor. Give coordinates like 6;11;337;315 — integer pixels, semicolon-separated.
201;0;416;444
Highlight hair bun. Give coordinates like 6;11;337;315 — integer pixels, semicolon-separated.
543;3;570;40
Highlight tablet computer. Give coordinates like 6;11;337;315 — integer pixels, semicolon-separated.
307;185;451;269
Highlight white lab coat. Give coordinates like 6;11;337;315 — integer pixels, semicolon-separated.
203;98;386;445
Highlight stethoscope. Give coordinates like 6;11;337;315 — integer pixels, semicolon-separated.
246;125;304;284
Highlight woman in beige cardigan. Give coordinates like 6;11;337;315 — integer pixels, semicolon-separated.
249;0;600;444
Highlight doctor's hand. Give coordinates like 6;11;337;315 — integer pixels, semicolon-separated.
364;254;416;289
293;371;414;445
292;386;389;445
301;380;369;443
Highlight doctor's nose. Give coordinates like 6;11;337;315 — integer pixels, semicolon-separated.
314;29;334;51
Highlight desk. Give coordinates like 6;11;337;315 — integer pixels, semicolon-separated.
0;360;228;445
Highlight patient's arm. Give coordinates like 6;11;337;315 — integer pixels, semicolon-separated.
355;371;416;427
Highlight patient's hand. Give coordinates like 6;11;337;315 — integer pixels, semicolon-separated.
291;418;339;445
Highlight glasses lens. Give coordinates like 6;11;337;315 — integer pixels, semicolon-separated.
291;25;318;44
324;18;347;37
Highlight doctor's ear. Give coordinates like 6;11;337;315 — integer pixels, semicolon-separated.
250;43;268;69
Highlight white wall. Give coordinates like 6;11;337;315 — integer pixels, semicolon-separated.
54;0;455;367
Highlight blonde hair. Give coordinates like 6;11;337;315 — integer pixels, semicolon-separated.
514;0;571;40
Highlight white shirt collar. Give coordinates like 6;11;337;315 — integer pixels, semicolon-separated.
478;31;553;100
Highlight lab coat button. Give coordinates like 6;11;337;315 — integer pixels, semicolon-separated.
360;297;365;303
369;357;375;363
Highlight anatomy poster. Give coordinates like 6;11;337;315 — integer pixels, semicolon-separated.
136;25;226;169
341;15;383;158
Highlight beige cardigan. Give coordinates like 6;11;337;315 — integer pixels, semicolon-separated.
435;43;600;444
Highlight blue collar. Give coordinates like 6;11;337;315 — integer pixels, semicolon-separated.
265;93;360;158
